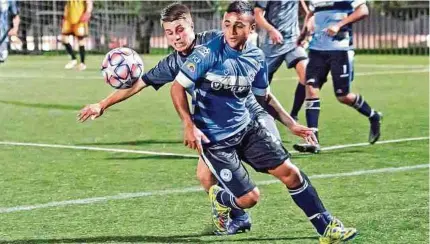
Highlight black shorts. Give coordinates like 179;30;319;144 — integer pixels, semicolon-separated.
201;121;290;198
306;50;355;97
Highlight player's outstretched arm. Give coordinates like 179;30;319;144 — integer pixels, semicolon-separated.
326;3;369;36
171;81;209;153
256;93;318;145
77;78;148;122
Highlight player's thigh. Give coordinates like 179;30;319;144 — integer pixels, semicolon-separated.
266;55;285;83
201;144;255;198
285;46;308;70
239;121;290;173
329;51;354;97
73;22;89;39
306;50;330;89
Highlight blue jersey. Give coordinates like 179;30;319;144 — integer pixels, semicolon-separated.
309;0;366;51
175;35;269;142
0;0;18;42
255;0;300;57
142;30;222;90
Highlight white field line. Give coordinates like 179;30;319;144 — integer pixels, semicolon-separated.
0;136;427;158
0;69;427;81
0;163;427;214
272;69;428;81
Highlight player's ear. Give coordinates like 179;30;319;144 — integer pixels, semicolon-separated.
250;22;256;33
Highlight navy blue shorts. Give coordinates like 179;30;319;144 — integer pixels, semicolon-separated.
306;50;355;97
201;121;290;198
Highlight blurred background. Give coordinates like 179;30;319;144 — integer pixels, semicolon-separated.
8;0;430;56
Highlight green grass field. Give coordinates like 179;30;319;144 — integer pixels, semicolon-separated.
0;54;428;243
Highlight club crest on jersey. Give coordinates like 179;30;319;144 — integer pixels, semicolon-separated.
186;63;196;73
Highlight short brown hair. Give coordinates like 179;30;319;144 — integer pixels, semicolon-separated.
160;2;191;23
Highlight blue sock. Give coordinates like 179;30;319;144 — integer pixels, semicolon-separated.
352;94;377;119
215;184;247;219
305;98;320;140
216;189;242;211
290;83;306;118
288;171;332;235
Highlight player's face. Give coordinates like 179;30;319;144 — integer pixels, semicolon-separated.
162;18;195;53
222;12;255;50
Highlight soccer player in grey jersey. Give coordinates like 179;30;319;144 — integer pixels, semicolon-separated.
254;0;309;121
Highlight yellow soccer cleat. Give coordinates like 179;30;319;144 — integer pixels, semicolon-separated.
208;185;231;234
319;218;357;244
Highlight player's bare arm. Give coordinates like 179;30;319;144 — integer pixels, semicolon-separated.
254;7;283;44
326;3;369;36
171;81;209;153
8;14;20;36
255;93;317;144
297;11;314;46
80;0;93;23
77;78;148;122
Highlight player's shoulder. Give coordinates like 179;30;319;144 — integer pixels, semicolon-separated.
193;34;223;58
244;42;266;62
195;30;223;45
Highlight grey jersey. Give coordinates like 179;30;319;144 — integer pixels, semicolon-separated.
255;0;300;57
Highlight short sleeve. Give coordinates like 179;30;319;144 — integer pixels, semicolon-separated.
9;0;19;16
252;59;269;96
350;0;366;9
142;54;178;90
176;45;216;89
255;0;268;9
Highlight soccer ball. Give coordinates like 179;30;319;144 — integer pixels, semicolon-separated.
101;47;144;89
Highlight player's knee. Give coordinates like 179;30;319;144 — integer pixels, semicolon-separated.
77;37;86;46
272;160;303;188
196;160;215;192
236;188;260;208
61;35;69;44
336;93;354;105
305;85;319;98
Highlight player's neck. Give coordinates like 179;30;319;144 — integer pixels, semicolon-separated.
179;37;196;56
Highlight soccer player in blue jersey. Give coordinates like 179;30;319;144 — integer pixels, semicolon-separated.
294;0;382;153
0;0;20;63
254;0;309;121
78;2;316;235
170;1;357;242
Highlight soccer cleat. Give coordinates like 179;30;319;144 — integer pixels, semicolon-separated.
65;59;77;69
293;143;321;154
368;112;382;144
226;213;252;235
77;63;87;71
208;185;231;234
319;219;358;244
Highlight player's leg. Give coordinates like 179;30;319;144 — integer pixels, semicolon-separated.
75;22;89;71
201;138;257;235
239;120;357;242
285;46;308;120
61;19;77;69
266;54;285;83
293;50;329;153
0;41;8;63
331;51;382;144
196;156;250;235
267;159;358;243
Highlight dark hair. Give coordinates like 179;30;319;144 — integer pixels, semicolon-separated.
226;1;254;17
160;2;191;22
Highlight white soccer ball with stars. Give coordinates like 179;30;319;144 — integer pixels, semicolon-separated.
101;47;144;89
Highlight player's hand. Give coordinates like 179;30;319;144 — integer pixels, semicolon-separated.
325;24;340;37
77;103;103;122
289;124;318;145
184;124;210;153
268;28;283;44
297;31;307;46
79;12;91;23
8;28;18;37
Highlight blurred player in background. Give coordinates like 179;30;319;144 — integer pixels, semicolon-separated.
294;0;382;153
254;0;309;121
78;2;316;235
61;0;93;71
0;0;20;63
